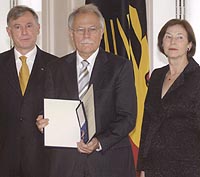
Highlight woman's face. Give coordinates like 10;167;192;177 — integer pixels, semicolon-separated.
162;24;192;59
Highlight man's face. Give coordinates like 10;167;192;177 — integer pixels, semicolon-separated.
70;12;104;59
6;11;40;54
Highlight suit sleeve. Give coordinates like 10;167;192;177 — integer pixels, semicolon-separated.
96;60;137;152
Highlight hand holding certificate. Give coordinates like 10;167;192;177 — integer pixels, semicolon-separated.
44;84;96;148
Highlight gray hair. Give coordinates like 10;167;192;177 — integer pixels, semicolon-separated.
68;4;104;29
7;5;39;25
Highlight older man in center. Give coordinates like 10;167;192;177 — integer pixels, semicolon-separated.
37;4;137;177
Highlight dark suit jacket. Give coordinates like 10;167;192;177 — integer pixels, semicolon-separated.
45;48;137;177
0;47;58;177
137;58;200;177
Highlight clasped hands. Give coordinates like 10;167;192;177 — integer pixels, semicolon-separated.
36;115;100;154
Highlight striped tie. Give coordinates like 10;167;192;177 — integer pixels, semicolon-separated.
78;60;89;143
19;56;30;95
78;60;89;100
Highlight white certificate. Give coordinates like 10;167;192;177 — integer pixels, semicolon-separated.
44;84;96;148
44;99;81;148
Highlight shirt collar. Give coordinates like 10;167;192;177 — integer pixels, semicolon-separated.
76;48;99;67
14;46;37;62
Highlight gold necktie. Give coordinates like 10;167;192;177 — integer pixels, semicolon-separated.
19;56;30;95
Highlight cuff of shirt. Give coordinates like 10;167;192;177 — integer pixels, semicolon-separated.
96;142;102;152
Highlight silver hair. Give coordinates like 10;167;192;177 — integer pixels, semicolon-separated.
68;4;104;30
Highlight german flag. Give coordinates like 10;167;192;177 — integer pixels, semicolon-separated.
85;0;150;169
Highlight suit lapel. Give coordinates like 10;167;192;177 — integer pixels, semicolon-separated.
4;50;22;96
59;49;108;99
24;48;46;96
90;49;108;88
62;53;79;99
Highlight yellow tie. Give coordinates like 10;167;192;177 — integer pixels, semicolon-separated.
19;56;30;95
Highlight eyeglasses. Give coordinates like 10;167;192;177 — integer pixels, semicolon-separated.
71;26;101;35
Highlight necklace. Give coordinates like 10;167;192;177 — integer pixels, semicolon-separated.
166;72;180;81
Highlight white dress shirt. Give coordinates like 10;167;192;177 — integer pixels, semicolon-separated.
15;46;37;75
76;48;99;81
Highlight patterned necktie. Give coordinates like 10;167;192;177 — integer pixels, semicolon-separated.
78;60;90;100
78;60;89;143
19;56;30;95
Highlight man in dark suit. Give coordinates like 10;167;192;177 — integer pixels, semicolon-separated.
0;5;58;177
37;4;137;177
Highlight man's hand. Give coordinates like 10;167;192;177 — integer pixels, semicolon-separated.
36;115;49;133
77;137;100;154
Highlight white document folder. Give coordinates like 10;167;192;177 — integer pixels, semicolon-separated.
44;99;80;148
44;84;96;148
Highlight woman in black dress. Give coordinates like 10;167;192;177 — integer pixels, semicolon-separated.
137;19;200;177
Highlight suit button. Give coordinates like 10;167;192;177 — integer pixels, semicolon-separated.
20;117;23;121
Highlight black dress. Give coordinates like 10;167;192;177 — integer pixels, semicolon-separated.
137;58;200;177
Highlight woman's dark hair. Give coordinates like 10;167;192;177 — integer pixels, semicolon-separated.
158;19;196;58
